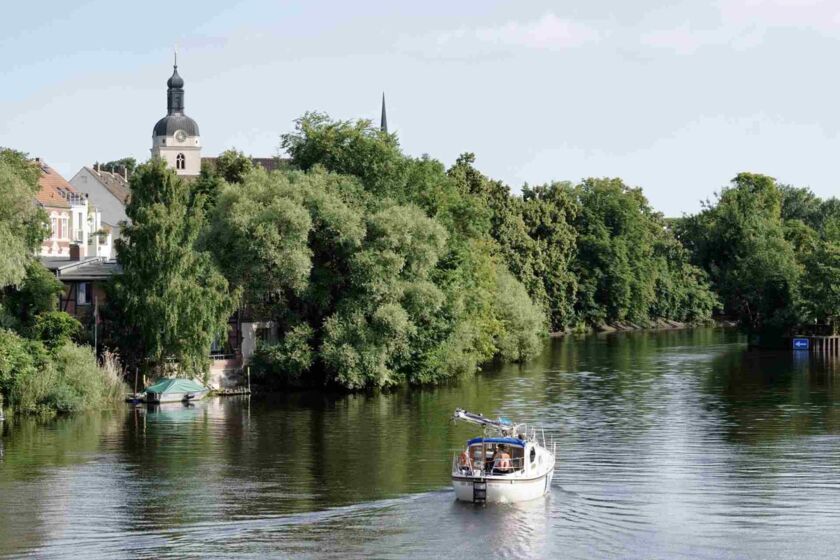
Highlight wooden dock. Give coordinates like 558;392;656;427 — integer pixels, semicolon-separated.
792;335;840;355
213;387;251;396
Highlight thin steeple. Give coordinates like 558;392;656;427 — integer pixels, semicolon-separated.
380;92;388;134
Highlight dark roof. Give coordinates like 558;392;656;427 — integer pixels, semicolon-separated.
85;167;130;204
39;256;121;281
167;66;184;89
153;113;199;137
201;156;290;173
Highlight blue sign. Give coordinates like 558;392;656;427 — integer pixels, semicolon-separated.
793;338;810;350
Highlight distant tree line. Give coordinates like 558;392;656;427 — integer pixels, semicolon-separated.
674;173;839;335
3;112;838;398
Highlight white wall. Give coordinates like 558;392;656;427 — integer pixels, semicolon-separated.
151;134;202;176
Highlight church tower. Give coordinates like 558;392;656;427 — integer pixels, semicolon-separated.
151;57;201;176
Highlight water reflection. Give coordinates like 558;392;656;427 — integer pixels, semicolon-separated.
3;329;840;558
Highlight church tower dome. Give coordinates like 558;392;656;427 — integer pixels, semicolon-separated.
151;55;201;176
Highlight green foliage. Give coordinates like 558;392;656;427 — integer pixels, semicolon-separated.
0;149;49;288
676;173;803;331
0;260;62;333
112;159;239;376
209;148;544;389
191;164;225;209
492;269;545;362
799;239;840;328
282;112;408;199
0;328;125;414
214;149;254;184
29;311;82;348
250;324;314;387
98;157;137;175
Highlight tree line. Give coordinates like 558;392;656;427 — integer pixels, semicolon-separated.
2;113;838;402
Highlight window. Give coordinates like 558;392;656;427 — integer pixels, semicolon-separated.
77;282;92;305
176;153;185;170
50;217;57;239
60;216;69;239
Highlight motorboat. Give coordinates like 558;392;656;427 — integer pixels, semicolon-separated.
451;408;555;504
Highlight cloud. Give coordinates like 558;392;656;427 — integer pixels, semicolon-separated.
640;22;765;54
719;0;840;31
640;0;840;54
423;13;603;54
471;13;603;50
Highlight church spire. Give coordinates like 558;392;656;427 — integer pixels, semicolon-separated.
380;92;388;134
166;57;185;116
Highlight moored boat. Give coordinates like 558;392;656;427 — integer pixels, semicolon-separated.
143;378;210;404
451;408;555;504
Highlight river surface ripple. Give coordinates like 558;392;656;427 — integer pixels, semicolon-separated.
2;328;840;559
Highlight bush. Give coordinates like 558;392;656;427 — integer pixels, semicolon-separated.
29;311;82;347
250;325;315;388
0;327;127;414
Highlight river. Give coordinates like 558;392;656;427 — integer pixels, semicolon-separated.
2;328;840;559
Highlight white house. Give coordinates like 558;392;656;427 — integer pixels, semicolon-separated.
35;159;113;259
69;165;130;240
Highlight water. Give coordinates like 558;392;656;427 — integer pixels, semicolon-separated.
2;328;840;559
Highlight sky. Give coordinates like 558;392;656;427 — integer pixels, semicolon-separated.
2;0;840;216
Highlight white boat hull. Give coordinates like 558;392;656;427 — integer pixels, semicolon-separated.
452;470;553;503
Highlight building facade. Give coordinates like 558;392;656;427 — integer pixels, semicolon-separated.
68;165;130;240
151;61;201;176
35;159;113;259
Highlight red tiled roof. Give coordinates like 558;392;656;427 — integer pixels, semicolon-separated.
35;161;78;209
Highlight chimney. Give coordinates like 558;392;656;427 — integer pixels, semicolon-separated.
69;244;81;261
124;167;128;181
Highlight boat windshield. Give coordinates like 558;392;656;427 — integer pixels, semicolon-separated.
467;442;524;474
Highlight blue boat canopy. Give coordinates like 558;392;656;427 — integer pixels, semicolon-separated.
467;437;525;448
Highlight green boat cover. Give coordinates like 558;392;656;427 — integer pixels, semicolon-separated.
144;378;207;394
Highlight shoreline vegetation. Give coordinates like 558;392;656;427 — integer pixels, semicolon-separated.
1;113;837;413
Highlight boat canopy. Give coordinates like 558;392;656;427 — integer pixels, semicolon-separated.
467;437;525;448
144;378;207;395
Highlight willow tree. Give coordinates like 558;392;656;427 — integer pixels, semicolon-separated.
112;159;238;377
0;149;48;288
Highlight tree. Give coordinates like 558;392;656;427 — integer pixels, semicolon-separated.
0;149;48;288
1;260;62;332
214;149;254;184
99;157;137;175
282;112;408;199
111;159;238;377
208;163;544;389
676;173;800;331
29;311;82;348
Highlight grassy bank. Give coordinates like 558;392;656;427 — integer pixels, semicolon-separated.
0;329;127;415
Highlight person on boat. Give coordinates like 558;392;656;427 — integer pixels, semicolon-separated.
493;444;513;474
458;449;472;472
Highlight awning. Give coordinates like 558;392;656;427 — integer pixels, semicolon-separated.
467;437;525;448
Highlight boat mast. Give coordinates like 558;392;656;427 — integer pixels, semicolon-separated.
452;408;520;436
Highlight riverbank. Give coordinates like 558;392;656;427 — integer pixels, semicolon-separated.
549;318;738;337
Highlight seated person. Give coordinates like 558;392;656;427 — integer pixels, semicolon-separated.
492;444;513;474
